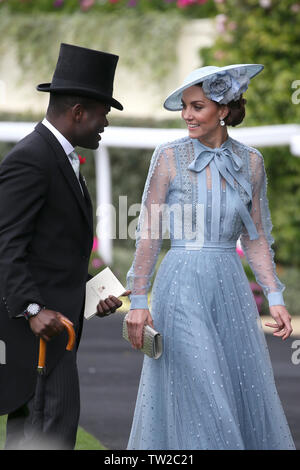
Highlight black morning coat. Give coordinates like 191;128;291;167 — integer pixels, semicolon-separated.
0;122;94;414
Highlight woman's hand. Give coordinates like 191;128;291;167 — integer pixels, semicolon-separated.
265;305;293;340
126;309;154;349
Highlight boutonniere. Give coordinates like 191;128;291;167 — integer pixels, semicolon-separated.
78;154;86;165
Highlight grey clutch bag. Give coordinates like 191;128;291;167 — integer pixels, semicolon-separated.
122;313;163;359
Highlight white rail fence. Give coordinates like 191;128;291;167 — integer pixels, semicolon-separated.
1;122;300;264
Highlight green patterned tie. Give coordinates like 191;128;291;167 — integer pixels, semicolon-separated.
68;151;80;180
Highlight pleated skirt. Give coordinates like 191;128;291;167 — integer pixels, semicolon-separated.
127;244;295;450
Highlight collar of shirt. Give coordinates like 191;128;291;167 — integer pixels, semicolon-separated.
42;118;74;156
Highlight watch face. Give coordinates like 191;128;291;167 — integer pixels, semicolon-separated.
28;303;41;315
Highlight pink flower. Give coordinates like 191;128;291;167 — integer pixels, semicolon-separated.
92;258;103;269
177;0;207;5
250;282;263;293
215;14;227;34
177;0;194;7
53;0;64;7
213;50;226;60
80;0;95;11
250;282;264;312
291;3;300;12
236;247;244;258
92;236;99;252
254;294;264;312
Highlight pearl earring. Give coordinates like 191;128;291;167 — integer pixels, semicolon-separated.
220;119;225;127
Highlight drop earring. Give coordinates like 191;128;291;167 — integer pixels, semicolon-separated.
220;119;225;127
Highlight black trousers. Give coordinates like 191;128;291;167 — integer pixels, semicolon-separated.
5;349;80;450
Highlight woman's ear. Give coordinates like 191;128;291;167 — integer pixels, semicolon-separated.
219;104;230;121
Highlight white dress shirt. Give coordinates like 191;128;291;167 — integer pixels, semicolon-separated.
42;118;74;156
42;117;83;191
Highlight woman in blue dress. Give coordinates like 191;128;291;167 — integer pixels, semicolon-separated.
125;64;295;450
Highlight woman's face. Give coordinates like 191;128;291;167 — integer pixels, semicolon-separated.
181;85;227;141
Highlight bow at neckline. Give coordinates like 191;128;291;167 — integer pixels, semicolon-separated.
188;137;259;241
188;137;244;190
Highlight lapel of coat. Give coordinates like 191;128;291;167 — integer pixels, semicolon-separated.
79;172;94;230
35;122;93;235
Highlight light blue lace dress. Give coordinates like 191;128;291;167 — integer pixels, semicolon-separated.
126;135;295;450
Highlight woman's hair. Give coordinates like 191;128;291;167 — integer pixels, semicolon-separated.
196;83;247;127
223;95;247;127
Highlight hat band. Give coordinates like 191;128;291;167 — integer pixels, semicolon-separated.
163;64;264;111
51;77;113;95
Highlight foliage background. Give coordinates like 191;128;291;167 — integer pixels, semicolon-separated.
0;0;217;17
200;0;300;269
0;9;184;86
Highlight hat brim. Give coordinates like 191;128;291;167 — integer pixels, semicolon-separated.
163;64;264;111
36;83;123;111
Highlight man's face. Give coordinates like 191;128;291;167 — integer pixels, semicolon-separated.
75;101;110;150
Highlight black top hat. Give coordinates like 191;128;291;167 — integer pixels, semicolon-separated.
37;43;123;111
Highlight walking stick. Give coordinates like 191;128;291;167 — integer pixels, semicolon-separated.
32;317;76;435
37;317;76;373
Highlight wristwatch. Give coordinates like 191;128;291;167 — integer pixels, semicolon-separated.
24;303;44;320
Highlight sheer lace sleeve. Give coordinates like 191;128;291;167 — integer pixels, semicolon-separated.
126;145;171;310
240;150;285;307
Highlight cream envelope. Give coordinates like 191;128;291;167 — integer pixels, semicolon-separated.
84;267;126;320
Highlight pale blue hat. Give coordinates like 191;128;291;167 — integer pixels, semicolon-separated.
163;63;264;111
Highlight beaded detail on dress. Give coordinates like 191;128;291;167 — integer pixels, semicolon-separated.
126;135;295;450
127;135;285;307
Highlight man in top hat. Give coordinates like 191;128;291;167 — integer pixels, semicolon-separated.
0;43;128;450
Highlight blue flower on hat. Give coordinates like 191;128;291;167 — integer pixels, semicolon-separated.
202;67;250;104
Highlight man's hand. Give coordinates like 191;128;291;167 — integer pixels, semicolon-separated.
29;309;72;342
265;305;293;340
96;290;131;318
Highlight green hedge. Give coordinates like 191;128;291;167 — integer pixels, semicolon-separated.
0;0;218;18
196;0;300;268
201;0;300;126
